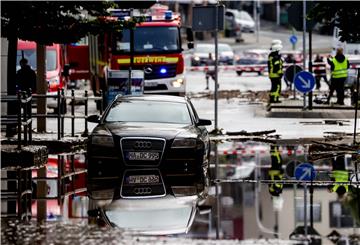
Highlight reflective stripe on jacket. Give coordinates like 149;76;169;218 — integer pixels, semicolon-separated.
331;170;349;193
268;55;283;78
331;57;348;78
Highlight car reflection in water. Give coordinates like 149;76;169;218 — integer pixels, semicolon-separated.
87;95;212;235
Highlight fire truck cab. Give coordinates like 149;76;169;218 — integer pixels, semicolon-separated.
90;8;189;98
17;40;65;93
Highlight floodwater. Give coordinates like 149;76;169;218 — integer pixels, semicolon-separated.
1;141;359;244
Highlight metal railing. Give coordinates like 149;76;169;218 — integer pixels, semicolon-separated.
31;89;103;139
32;153;87;205
1;91;33;149
2;88;103;141
0;168;33;220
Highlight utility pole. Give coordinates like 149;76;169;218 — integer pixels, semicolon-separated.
214;3;221;240
302;0;307;110
128;8;134;94
276;0;280;26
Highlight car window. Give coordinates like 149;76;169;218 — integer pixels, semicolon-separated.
219;44;232;52
195;44;232;53
105;100;192;124
195;45;213;53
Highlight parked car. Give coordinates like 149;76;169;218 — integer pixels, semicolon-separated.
225;11;242;43
87;94;212;234
225;9;255;33
191;43;234;66
235;49;269;76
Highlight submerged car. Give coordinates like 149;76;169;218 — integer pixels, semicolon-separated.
87;95;212;233
191;43;235;66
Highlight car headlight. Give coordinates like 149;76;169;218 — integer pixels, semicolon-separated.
172;138;197;148
171;78;184;88
91;135;114;147
48;77;60;89
194;56;200;61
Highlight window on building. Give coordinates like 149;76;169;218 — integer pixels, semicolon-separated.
295;199;321;222
329;201;354;228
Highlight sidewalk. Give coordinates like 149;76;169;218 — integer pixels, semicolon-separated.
261;99;359;119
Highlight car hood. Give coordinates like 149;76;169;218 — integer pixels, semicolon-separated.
94;122;198;140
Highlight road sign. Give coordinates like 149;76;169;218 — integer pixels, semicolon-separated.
295;163;316;181
192;5;225;31
294;71;315;93
289;35;298;45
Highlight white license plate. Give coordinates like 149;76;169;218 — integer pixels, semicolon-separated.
127;152;159;161
146;82;157;87
127;175;159;184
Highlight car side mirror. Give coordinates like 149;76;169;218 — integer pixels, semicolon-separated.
87;114;100;123
198;205;212;215
188;42;194;49
197;119;212;126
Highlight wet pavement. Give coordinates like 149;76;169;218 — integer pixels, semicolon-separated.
1;141;359;244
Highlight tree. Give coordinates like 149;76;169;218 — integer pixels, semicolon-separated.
308;2;360;42
1;1;144;132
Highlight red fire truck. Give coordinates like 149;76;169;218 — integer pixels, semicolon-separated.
89;7;191;99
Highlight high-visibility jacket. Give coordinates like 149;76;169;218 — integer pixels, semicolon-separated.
268;52;284;78
331;57;348;79
330;170;349;193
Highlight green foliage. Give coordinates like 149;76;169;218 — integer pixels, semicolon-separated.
1;1;144;44
308;2;360;42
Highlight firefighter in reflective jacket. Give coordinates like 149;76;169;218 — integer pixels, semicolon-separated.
328;155;349;198
326;47;349;105
268;145;284;196
268;40;284;103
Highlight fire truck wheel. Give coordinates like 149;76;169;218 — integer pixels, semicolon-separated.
236;71;243;76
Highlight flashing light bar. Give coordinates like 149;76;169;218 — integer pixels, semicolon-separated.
110;9;176;21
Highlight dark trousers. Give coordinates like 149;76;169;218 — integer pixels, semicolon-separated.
205;70;215;89
327;77;346;104
315;75;328;90
269;77;281;103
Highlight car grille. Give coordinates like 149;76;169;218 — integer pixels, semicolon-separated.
120;137;166;166
145;64;177;80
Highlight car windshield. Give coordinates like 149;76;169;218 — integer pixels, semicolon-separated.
105;100;192;124
239;11;253;21
16;49;57;71
114;26;181;53
196;44;232;53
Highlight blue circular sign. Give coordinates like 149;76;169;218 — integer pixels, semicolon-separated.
289;35;298;45
295;163;316;181
294;71;315;93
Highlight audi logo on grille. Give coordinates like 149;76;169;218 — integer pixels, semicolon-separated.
134;141;152;149
134;187;152;195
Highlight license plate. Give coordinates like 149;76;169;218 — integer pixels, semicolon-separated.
146;82;157;87
127;152;159;161
127;175;159;184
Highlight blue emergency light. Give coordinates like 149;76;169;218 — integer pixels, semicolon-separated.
164;10;172;20
160;68;167;74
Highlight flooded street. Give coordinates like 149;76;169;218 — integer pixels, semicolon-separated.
1;141;359;244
